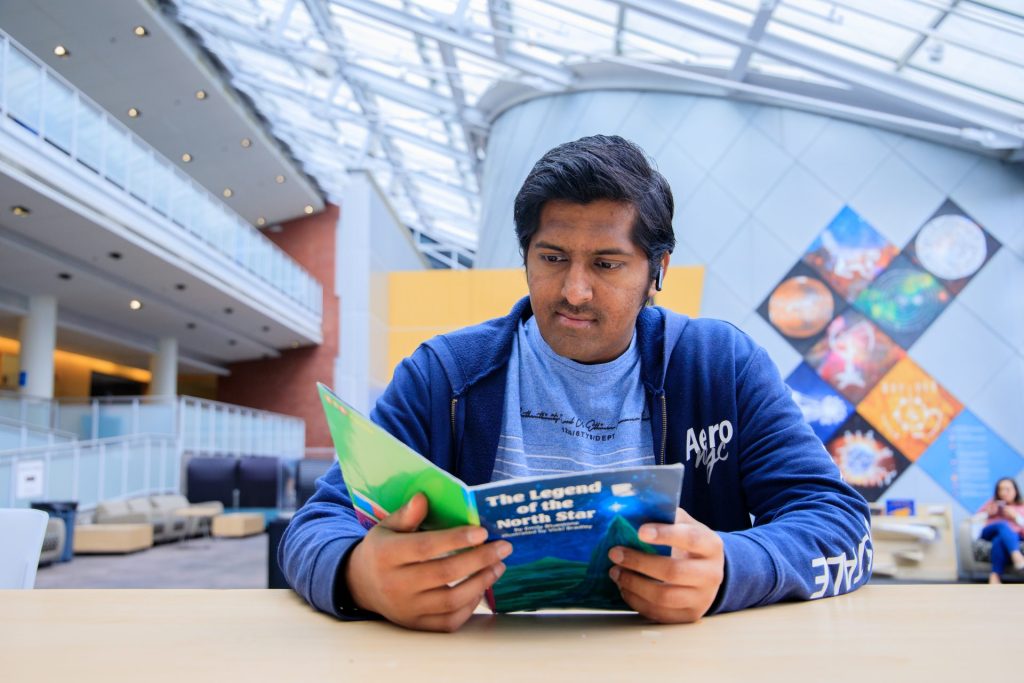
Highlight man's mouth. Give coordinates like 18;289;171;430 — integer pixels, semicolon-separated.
555;310;597;329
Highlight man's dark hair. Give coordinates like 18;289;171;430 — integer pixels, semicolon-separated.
513;135;675;280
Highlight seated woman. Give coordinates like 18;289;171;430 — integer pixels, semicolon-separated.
975;477;1024;584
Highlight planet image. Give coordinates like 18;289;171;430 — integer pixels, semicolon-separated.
768;276;834;339
914;214;987;281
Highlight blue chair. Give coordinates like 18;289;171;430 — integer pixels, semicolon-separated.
186;457;239;507
238;457;280;508
296;458;333;508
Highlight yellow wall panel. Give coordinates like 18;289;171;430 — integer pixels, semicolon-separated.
652;265;705;317
386;265;706;380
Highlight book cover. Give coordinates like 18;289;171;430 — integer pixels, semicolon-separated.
317;383;685;612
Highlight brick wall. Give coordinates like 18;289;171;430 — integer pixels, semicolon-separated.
217;204;339;450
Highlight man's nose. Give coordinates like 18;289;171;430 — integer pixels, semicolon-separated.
561;264;593;306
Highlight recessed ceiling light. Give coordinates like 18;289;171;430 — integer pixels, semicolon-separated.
303;205;314;215
195;89;207;100
57;272;72;281
227;339;237;346
291;341;299;349
53;45;69;58
261;325;270;332
224;307;233;315
256;217;266;226
133;25;148;37
129;299;143;311
108;251;122;260
186;322;196;330
222;188;233;198
11;205;30;217
174;283;186;291
275;175;285;184
240;138;252;148
127;107;140;118
181;153;192;163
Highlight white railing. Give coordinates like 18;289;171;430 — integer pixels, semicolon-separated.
52;395;305;459
54;396;177;440
0;416;77;453
0;29;322;317
0;390;53;430
0;434;178;510
179;396;305;459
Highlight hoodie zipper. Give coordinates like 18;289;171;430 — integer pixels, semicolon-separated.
450;397;459;471
659;393;667;466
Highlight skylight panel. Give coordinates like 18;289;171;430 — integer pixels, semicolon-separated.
766;20;896;71
775;0;920;60
909;40;1024;104
625;11;739;65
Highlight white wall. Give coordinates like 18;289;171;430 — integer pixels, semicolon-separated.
478;90;1024;526
336;172;426;413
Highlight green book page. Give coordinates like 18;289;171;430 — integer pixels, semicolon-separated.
318;383;479;529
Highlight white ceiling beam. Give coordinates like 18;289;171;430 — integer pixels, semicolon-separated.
895;0;960;71
729;0;777;82
486;0;513;60
610;0;1024;144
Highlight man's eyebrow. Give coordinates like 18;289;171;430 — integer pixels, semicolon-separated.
533;241;632;256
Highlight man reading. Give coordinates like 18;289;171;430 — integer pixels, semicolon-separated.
280;135;872;632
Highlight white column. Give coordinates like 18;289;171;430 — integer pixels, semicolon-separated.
337;174;372;414
18;295;57;399
149;337;178;396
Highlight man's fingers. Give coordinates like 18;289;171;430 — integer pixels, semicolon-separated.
403;540;512;592
637;519;722;557
380;492;429;533
380;524;490;565
610;548;703;586
611;565;700;609
616;580;704;624
418;562;506;617
414;599;484;633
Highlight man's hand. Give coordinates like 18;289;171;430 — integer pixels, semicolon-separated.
608;508;724;623
344;493;512;632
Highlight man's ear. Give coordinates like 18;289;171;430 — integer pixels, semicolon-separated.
648;252;671;298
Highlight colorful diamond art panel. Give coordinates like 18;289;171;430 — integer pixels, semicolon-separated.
916;410;1024;514
853;255;952;349
785;362;854;444
804;310;905;404
757;262;846;353
802;206;899;302
857;357;963;461
903;199;1001;296
826;413;910;503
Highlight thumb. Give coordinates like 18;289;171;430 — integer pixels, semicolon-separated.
381;492;428;533
675;506;697;524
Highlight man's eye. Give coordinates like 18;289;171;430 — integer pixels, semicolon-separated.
597;261;622;270
541;254;564;263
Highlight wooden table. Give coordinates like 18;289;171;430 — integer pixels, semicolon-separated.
0;585;1017;682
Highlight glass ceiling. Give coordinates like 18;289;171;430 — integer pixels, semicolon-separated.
167;0;1024;268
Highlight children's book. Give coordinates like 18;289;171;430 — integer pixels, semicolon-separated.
318;383;684;613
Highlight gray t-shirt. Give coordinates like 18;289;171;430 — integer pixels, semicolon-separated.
492;316;655;481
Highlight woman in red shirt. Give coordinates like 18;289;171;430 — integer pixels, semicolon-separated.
976;477;1024;584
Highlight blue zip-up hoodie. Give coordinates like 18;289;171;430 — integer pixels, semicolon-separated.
281;297;873;618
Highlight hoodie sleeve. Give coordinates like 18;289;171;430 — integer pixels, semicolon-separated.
278;348;435;618
711;345;873;614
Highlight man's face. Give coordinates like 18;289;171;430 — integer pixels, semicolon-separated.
526;199;665;364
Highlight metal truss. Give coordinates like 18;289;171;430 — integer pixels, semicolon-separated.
168;0;1024;268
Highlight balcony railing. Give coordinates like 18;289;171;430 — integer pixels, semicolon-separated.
0;416;76;452
0;434;179;510
0;389;53;430
52;395;305;460
0;29;322;318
